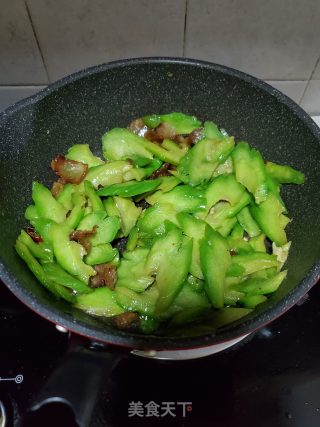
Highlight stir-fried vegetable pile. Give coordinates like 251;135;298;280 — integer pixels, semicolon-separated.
15;112;305;333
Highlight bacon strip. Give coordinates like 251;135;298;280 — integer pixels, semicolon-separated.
51;155;88;184
175;128;203;146
26;227;43;243
70;227;97;252
89;263;117;289
144;122;176;143
128;118;148;137
51;180;64;197
149;162;171;179
112;312;140;330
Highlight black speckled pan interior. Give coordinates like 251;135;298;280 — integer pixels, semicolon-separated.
0;58;320;350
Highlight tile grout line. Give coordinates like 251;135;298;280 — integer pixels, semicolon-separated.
24;0;50;84
298;54;320;105
182;0;188;57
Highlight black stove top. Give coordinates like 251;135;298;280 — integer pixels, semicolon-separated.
1;281;320;427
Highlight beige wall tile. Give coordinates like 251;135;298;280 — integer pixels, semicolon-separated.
27;0;185;82
265;81;307;104
0;0;48;84
312;57;320;79
300;80;320;115
185;0;320;80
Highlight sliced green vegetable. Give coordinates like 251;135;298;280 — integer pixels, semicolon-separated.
103;197;120;218
236;270;287;295
203;121;224;140
126;226;139;251
201;174;251;218
97;179;161;197
30;218;56;245
232;142;268;203
157;176;181;192
66;144;104;167
237;206;261;237
65;191;86;229
84;180;104;212
177;213;206;279
213;157;233;177
138;203;179;239
200;226;231;309
116;248;154;293
146;228;192;314
272;241;291;270
32;181;66;223
25;205;40;221
115;286;159;316
17;230;53;262
266;161;305;184
186;274;205;293
160;112;201;134
77;211;106;231
90;216;121;245
227;224;252;255
113;196;142;236
139;316;160;334
85;244;118;265
42;262;92;294
204;203;238;237
201;307;252;329
138;137;185;165
240;294;267;308
249;234;266;252
51;222;95;284
176;136;235;185
167;280;210;326
85;160;133;188
250;192;289;246
229;252;280;276
15;240;60;298
56;184;76;211
102;128;154;165
146;185;206;213
142;114;161;128
75;287;124;316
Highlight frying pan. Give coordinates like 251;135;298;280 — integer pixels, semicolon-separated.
0;58;320;425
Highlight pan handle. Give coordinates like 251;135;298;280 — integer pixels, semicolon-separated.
25;337;127;427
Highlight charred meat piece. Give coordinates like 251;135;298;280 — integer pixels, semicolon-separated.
144;129;162;144
70;226;97;252
88;275;105;289
26;227;43;243
149;162;171;179
112;312;140;330
51;155;88;184
175;127;203;146
89;263;117;289
51;179;64;197
154;122;176;140
186;127;203;144
144;122;176;143
128;118;148;137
